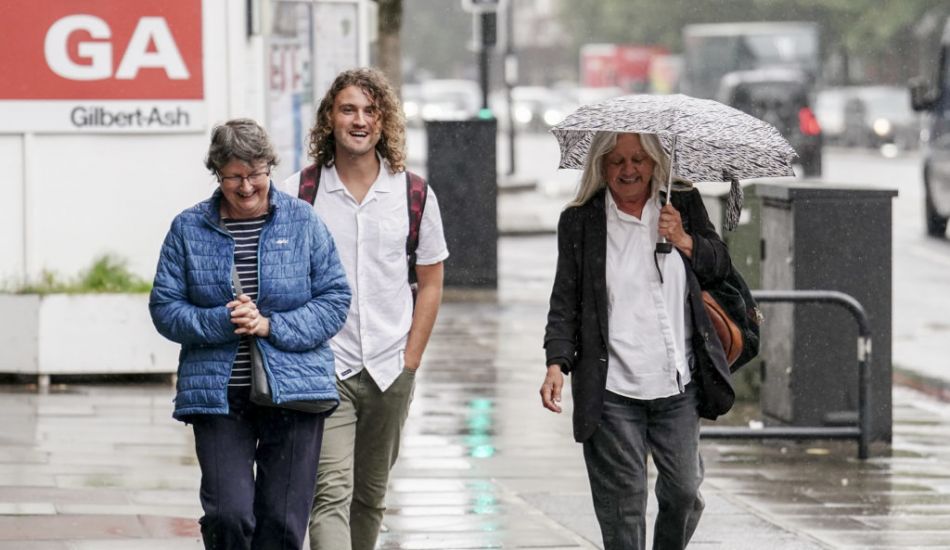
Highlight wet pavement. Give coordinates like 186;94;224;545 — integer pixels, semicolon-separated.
3;232;950;549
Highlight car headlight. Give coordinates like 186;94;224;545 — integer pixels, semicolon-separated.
543;109;564;126
514;106;533;125
422;104;444;120
872;118;892;137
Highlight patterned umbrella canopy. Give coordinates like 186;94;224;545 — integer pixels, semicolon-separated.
551;93;798;183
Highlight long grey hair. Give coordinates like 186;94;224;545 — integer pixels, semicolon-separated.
568;132;672;208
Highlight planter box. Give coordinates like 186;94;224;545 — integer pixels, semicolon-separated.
0;294;179;380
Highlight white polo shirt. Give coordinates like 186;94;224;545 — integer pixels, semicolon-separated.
280;159;449;392
604;193;692;400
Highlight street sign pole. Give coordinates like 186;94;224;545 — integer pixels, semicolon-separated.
479;11;493;110
462;0;499;114
503;0;515;175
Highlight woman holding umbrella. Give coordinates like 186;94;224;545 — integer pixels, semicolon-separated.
540;131;734;550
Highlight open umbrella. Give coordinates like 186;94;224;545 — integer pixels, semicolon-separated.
551;93;798;250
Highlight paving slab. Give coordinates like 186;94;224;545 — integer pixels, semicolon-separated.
1;235;950;548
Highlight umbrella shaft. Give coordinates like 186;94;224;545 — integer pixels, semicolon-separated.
665;135;677;206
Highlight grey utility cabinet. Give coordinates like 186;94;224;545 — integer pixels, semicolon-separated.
700;182;766;287
701;184;765;401
758;183;896;442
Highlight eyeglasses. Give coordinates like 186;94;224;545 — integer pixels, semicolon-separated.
218;169;270;185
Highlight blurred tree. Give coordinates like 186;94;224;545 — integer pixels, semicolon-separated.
401;0;472;82
556;0;949;84
556;0;763;54
377;0;404;93
755;0;948;82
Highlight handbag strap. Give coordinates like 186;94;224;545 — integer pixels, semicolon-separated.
229;262;255;337
220;217;245;296
230;263;244;295
229;263;249;332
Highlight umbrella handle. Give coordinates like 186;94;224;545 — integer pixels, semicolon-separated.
655;180;673;254
655;189;673;254
656;134;676;256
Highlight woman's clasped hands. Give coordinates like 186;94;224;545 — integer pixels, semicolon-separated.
227;294;270;337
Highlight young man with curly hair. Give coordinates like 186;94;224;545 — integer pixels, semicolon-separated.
280;67;448;550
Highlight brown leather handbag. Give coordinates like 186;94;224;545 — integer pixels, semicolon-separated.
702;290;743;366
699;264;761;372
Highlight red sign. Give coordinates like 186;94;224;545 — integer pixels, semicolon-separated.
615;45;667;92
0;0;203;100
580;43;668;93
580;44;617;88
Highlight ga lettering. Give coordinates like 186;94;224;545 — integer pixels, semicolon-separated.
44;15;190;81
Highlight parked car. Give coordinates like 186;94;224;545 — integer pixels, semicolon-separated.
407;79;481;123
490;86;573;132
814;88;848;144
910;17;950;237
511;86;571;131
817;86;920;150
716;68;823;177
843;86;919;149
402;83;424;127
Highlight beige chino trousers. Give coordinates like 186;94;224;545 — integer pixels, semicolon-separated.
308;368;415;550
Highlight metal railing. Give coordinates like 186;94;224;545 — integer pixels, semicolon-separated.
700;290;872;459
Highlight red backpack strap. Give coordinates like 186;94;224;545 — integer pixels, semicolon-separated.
405;170;428;293
298;163;321;205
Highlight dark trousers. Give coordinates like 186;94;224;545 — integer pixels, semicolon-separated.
583;383;704;550
191;387;326;550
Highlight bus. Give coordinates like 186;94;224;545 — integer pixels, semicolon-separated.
681;22;820;100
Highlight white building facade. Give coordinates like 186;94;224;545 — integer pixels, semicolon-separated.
0;0;374;284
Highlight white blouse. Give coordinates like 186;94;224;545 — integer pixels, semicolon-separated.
280;160;449;392
604;193;693;400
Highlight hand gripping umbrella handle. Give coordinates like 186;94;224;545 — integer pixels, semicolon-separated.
655;134;676;255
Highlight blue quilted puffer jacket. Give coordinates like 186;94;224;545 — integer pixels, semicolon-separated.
149;185;351;420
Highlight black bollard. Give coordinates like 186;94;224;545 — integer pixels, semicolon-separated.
425;118;498;289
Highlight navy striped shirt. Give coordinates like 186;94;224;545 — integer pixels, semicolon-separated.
223;215;266;387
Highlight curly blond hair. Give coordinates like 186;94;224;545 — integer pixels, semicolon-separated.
307;67;406;174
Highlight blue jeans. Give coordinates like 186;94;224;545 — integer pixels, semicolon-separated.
191;387;327;550
583;383;704;550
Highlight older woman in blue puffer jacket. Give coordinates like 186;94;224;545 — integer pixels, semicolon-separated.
150;118;351;550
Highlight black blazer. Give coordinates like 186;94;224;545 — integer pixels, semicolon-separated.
544;188;735;442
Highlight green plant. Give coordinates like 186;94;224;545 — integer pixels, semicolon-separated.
15;270;68;295
12;255;151;295
76;255;152;293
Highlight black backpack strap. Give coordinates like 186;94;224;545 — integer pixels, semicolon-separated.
405;171;428;292
298;164;321;205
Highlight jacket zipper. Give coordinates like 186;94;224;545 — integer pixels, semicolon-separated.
203;208;252;388
254;216;274;401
